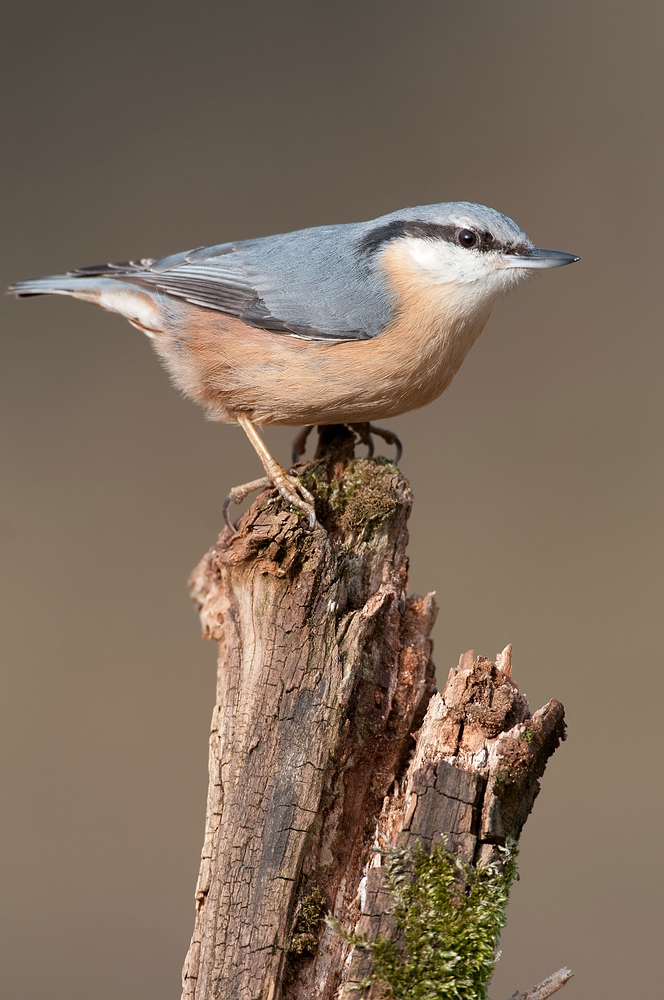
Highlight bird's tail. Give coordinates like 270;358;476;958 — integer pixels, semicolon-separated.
8;274;101;297
7;273;164;334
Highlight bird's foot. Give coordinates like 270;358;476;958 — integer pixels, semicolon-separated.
349;423;403;463
223;477;272;532
223;467;316;533
291;422;403;464
272;466;316;529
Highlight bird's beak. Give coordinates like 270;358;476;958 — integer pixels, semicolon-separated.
503;247;580;269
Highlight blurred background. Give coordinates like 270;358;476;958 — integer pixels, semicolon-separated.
1;2;662;997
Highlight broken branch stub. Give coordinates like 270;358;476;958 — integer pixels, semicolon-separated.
342;646;566;996
507;967;574;1000
180;426;568;1000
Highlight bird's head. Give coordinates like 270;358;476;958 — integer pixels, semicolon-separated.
358;201;578;318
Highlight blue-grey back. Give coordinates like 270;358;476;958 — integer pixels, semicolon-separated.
217;222;394;338
186;202;528;339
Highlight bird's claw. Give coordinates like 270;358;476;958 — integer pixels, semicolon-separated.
290;422;403;465
349;423;403;464
223;471;316;533
223;476;272;532
275;471;316;528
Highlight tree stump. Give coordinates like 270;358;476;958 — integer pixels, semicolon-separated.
180;426;568;1000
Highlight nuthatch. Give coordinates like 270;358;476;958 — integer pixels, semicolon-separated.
9;202;578;529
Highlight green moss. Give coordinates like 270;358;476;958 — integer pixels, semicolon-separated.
302;458;400;533
289;886;327;958
346;839;518;999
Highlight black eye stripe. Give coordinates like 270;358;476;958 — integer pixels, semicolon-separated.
356;220;503;255
356;220;456;254
505;242;530;256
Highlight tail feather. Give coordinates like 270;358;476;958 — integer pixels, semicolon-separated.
7;273;164;333
8;274;91;297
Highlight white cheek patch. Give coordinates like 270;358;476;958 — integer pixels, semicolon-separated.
406;238;488;284
97;288;162;332
404;238;526;297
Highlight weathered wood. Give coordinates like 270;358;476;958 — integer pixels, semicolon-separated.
180;427;567;1000
341;645;566;995
182;427;436;1000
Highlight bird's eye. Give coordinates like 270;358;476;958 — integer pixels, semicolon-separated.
457;228;478;248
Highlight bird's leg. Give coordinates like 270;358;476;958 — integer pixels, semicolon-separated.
223;414;316;533
349;422;374;458
291;425;314;465
349;423;403;464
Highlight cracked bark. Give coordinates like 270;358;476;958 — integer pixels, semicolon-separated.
180;426;569;1000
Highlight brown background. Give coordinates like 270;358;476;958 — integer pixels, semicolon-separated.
1;2;662;997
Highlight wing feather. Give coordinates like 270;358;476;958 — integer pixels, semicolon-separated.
68;242;369;341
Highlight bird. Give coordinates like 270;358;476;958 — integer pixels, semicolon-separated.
8;202;578;530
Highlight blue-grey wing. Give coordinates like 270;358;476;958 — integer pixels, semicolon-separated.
72;224;395;341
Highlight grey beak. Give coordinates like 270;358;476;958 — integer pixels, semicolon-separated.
504;247;580;269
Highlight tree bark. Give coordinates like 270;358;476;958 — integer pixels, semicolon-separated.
180;426;567;1000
